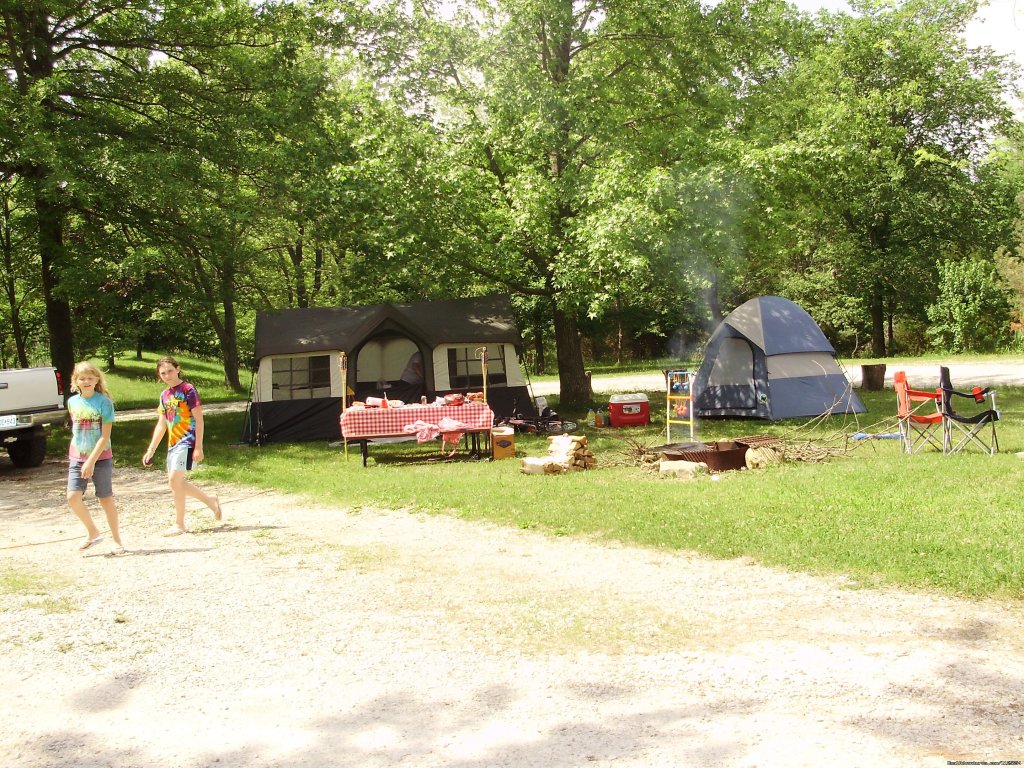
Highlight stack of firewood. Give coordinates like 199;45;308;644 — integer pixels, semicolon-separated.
520;434;596;474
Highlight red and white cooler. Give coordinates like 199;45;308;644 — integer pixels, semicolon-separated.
608;393;651;427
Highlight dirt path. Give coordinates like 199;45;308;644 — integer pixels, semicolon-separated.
2;459;1023;767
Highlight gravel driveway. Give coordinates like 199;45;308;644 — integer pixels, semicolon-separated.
2;455;1023;768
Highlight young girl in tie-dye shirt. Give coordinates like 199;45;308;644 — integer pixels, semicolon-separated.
143;356;222;536
66;361;124;555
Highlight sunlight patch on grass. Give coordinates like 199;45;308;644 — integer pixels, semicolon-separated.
94;351;242;409
0;567;75;614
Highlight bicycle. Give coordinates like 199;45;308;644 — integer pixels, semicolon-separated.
495;396;579;435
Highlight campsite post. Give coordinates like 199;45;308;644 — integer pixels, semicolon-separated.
340;352;348;461
476;346;488;404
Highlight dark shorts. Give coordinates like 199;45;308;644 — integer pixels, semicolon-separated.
67;458;114;498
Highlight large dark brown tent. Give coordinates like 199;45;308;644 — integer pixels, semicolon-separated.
243;295;533;444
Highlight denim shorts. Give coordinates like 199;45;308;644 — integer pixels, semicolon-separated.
166;442;195;473
67;458;114;498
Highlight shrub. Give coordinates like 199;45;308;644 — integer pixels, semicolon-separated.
926;258;1012;352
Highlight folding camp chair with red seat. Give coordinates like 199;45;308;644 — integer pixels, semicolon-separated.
893;371;943;454
938;366;999;455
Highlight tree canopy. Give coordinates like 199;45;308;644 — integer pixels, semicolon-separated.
1;0;1021;396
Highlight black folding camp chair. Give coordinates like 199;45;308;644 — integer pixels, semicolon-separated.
938;366;999;455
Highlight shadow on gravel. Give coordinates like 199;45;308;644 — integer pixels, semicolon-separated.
191;524;286;535
23;691;758;768
116;547;216;557
26;660;1024;768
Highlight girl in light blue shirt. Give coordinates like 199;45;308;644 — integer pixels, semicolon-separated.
66;361;124;556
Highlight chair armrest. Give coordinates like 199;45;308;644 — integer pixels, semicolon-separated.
943;386;989;402
970;386;993;403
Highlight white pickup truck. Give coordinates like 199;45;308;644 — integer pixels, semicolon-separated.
0;366;65;468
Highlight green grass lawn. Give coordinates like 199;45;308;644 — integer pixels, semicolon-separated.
93;352;244;410
89;374;1024;601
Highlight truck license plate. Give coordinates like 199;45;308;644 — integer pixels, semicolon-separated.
0;415;19;428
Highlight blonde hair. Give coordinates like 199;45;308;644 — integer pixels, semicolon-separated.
71;361;113;399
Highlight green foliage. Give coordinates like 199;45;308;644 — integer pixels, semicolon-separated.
743;0;1017;356
3;0;1023;395
993;147;1024;325
396;0;779;400
775;265;869;356
926;258;1012;352
0;176;49;367
888;317;932;356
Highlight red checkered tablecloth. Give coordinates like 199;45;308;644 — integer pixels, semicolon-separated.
340;402;494;440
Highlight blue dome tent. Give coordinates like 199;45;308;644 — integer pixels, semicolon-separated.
694;296;865;420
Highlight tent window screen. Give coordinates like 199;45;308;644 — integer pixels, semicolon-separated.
271;355;332;400
708;338;754;385
447;346;507;389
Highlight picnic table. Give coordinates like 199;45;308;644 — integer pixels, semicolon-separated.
340;401;494;466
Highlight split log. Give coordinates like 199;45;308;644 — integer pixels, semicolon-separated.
521;433;596;474
744;446;782;469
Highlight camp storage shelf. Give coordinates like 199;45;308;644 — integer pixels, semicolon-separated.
665;370;695;443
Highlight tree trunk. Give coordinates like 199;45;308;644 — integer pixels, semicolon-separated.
205;291;242;391
553;304;590;405
190;248;244;392
1;195;28;367
287;231;308;308
215;258;243;391
219;294;242;390
615;297;623;365
33;188;75;396
544;11;585;403
14;26;73;389
313;245;324;301
866;221;890;358
532;326;545;375
870;284;886;357
704;273;724;324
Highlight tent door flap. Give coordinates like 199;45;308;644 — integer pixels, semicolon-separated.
703;384;758;410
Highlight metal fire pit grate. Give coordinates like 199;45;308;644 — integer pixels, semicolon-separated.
660;440;749;472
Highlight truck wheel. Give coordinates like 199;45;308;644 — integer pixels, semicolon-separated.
8;435;47;468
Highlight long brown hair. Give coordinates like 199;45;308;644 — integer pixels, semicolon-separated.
156;356;181;378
